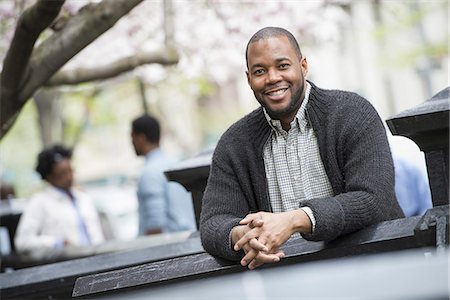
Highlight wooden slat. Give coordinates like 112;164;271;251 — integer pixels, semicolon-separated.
0;235;203;299
73;216;425;297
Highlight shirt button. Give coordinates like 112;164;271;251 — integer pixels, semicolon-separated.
294;175;299;181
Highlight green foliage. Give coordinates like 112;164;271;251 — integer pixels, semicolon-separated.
373;0;448;67
61;88;94;147
393;41;448;66
0;101;42;197
196;77;217;97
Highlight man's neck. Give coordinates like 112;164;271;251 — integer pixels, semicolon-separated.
142;143;159;156
281;121;293;132
279;109;300;132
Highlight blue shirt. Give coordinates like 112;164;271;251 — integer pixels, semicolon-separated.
137;149;196;235
393;155;432;217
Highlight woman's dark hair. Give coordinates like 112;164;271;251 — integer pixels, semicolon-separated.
36;145;72;179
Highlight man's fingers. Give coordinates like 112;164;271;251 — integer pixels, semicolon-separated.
248;259;264;270
238;214;253;225
239;214;264;228
274;250;285;259
234;229;259;251
247;252;281;270
239;218;250;225
240;246;258;266
248;238;268;252
249;219;264;228
239;214;257;225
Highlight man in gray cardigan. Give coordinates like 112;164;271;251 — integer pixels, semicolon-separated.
200;27;404;270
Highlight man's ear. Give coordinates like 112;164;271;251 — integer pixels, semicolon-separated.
301;57;308;77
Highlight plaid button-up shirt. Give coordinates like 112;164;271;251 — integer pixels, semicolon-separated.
263;83;334;232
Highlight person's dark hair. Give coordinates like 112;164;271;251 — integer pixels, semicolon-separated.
132;114;160;144
36;145;72;179
245;27;303;68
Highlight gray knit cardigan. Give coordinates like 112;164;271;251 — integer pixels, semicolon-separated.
199;81;404;261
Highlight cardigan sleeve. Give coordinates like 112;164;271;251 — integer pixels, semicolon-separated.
199;140;248;261
301;96;404;241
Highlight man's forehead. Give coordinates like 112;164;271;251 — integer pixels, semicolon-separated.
248;35;289;48
247;36;295;61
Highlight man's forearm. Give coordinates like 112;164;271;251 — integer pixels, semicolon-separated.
289;209;313;234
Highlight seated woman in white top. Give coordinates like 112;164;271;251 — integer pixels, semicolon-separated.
14;145;104;255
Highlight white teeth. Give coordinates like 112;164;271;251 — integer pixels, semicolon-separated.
268;89;286;96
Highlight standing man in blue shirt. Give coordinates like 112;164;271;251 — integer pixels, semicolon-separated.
131;115;196;236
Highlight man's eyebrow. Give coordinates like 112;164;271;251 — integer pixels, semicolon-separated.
250;63;264;70
275;57;291;63
250;57;292;69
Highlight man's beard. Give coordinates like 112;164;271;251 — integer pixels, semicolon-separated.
255;80;305;120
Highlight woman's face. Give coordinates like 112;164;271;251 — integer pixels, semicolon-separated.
46;158;74;190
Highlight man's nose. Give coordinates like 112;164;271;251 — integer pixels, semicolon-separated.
266;68;282;84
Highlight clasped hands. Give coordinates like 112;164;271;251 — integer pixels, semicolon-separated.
231;209;312;270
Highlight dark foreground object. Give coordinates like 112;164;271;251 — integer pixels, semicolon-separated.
387;86;449;207
0;234;202;299
70;206;448;298
1;209;446;299
83;248;449;300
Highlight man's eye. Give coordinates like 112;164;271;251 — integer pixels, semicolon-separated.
253;69;265;75
279;64;289;69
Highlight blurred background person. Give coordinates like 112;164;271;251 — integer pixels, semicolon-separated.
131;115;196;236
14;145;104;254
0;182;17;256
0;182;17;255
0;182;16;201
393;154;432;217
389;135;433;217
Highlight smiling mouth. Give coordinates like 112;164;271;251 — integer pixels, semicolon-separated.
266;88;287;96
264;87;289;101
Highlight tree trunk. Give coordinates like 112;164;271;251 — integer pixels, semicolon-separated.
34;89;61;148
0;0;65;139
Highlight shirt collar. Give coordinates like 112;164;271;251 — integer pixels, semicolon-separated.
49;185;74;200
263;82;311;133
145;148;162;161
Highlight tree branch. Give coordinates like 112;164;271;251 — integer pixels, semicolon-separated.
163;0;175;48
0;0;144;138
0;0;65;137
45;49;179;86
20;0;144;103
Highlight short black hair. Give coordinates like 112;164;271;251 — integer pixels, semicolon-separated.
132;114;160;144
36;145;72;179
245;27;303;68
